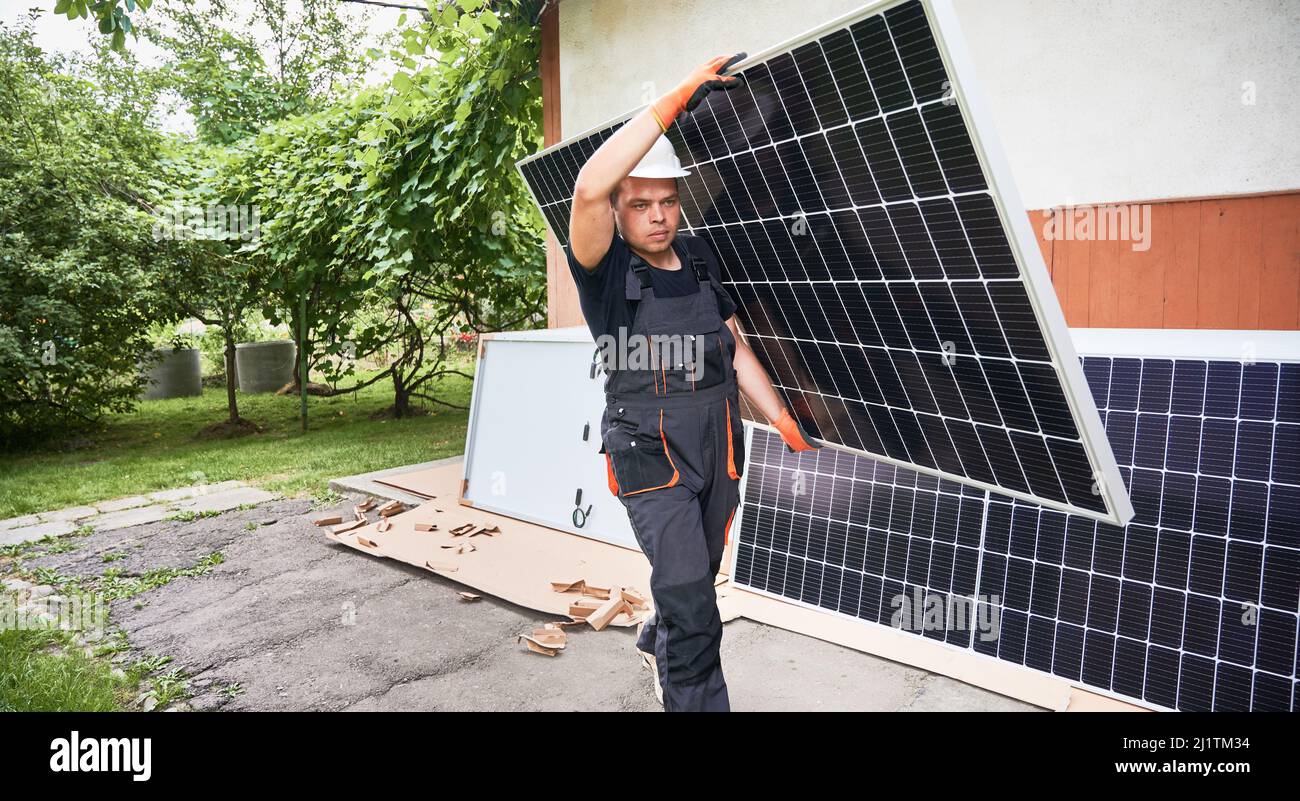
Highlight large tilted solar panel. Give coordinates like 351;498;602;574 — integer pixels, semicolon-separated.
732;356;1300;711
517;0;1133;525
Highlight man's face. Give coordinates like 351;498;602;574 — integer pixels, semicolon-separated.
611;176;680;254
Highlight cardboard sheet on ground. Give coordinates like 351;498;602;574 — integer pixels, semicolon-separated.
373;467;440;499
325;460;732;628
329;460;1136;710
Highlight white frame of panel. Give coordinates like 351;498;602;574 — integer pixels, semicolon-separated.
516;0;1135;526
461;325;756;552
461;328;640;549
1071;328;1300;363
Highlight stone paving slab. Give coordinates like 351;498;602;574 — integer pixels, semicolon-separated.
0;519;78;548
38;505;100;523
95;496;152;514
171;487;280;515
89;505;175;532
328;456;463;507
0;514;42;532
147;480;244;504
0;482;281;541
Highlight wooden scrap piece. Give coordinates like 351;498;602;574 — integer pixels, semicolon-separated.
621;587;649;610
353;507;368;522
423;560;458;573
414;522;437;532
517;624;567;656
457;591;481;601
330;519;366;535
377;500;407;517
551;578;606;596
611;606;646;626
547;619;585;628
517;635;558;657
551;578;586;593
375;518;392;533
447;522;500;538
586;595;630;631
313;515;343;527
567;599;601;619
356;497;377;511
356;537;379;549
439;541;476;555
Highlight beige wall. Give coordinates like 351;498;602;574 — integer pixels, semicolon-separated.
558;0;1300;209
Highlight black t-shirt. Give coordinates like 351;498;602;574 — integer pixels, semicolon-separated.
565;230;737;343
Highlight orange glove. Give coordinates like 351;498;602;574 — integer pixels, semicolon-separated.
651;53;747;131
773;407;821;453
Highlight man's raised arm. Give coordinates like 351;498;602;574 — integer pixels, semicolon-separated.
567;54;747;271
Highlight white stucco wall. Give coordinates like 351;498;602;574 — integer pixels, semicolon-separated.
557;0;1300;208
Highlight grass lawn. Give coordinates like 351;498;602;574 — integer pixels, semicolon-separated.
0;628;135;712
0;358;476;519
1;356;476;710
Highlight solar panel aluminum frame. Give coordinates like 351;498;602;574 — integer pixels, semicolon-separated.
515;0;1135;527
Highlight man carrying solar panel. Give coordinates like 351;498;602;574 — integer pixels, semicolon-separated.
566;54;821;712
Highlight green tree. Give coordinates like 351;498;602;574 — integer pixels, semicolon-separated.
145;0;369;145
149;141;267;435
226;0;548;423
0;15;183;446
133;0;374;435
51;0;152;52
342;0;548;415
222;90;401;417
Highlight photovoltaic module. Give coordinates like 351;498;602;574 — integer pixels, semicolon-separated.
516;0;1134;525
732;353;1299;711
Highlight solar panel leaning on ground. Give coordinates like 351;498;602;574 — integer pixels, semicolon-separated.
517;0;1134;526
733;355;1299;711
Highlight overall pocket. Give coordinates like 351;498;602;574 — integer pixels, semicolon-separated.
606;408;679;496
692;331;729;391
725;396;745;480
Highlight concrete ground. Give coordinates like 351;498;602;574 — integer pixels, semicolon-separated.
7;488;1041;712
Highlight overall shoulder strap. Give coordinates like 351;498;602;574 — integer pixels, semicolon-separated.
629;255;654;290
678;235;710;284
624;255;648;300
688;254;710;284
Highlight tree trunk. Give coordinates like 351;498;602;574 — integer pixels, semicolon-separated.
392;369;410;418
224;331;239;424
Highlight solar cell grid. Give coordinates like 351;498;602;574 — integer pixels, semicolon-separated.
516;0;1133;525
732;357;1300;711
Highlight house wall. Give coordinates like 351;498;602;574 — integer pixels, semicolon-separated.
541;0;1300;330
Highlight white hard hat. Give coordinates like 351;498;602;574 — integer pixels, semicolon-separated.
628;134;691;178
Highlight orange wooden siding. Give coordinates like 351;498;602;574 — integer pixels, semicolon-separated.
1035;193;1299;329
545;192;1299;331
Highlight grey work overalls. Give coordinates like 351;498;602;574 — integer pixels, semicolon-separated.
597;239;746;713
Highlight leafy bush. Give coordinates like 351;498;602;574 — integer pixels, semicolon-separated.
0;19;185;447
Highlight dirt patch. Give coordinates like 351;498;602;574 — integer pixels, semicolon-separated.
195;418;265;440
